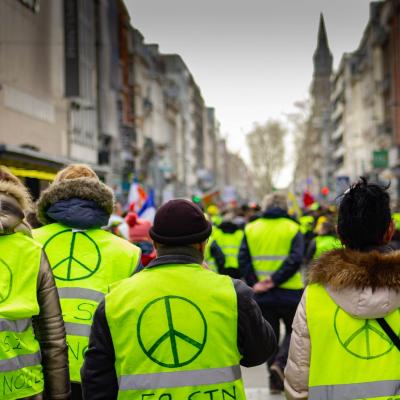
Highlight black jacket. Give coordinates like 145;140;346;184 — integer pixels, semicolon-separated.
81;250;277;399
238;208;304;306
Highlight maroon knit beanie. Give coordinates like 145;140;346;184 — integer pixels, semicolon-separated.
150;199;212;245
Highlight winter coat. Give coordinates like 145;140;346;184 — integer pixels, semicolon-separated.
34;175;141;388
81;246;277;399
0;181;70;400
125;211;152;243
238;208;304;307
284;247;400;400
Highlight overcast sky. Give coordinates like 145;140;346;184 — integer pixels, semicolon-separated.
125;0;372;185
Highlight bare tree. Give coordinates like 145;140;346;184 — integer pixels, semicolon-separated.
246;119;286;197
286;100;313;187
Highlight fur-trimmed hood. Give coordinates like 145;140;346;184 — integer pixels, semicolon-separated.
0;180;31;212
37;177;114;225
309;248;400;318
0;183;32;235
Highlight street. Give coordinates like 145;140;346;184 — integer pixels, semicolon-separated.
2;1;400;399
242;366;284;400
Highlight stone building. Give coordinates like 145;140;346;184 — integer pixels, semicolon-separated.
309;14;333;191
0;0;69;196
380;0;400;199
162;54;195;197
0;0;242;204
330;1;400;196
0;0;139;197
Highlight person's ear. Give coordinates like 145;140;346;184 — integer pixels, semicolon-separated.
199;241;207;253
383;219;395;244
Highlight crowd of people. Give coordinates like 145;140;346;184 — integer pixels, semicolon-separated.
0;163;399;400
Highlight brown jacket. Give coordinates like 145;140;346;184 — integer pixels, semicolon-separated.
285;248;400;400
0;180;70;399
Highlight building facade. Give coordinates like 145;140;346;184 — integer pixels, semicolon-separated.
0;0;252;205
0;0;70;197
309;14;333;192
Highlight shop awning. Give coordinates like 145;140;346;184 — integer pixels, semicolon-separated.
8;167;56;181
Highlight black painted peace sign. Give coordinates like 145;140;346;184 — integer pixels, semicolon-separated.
44;230;101;281
0;258;12;304
138;296;207;368
334;307;400;359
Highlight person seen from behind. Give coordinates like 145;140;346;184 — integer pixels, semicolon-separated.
0;166;70;399
82;199;277;399
32;164;141;400
208;211;244;278
285;178;400;399
304;220;341;264
239;191;304;394
125;203;156;266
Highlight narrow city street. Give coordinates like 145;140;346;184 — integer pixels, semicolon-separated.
242;366;284;400
1;1;400;399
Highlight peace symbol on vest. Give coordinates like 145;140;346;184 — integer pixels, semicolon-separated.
44;230;101;281
138;296;207;368
334;307;400;359
0;258;12;304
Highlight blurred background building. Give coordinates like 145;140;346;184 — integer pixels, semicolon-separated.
0;0;251;205
293;0;400;203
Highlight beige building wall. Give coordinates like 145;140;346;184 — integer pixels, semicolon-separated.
0;0;67;156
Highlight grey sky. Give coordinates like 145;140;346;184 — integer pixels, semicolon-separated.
126;0;372;184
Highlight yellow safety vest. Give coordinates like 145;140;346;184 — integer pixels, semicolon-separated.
0;233;44;398
106;263;245;400
299;215;314;235
392;213;400;231
33;223;141;383
313;235;342;260
213;229;244;269
205;227;221;273
307;284;400;399
245;218;303;290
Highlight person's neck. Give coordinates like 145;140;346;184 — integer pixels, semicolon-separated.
156;245;203;264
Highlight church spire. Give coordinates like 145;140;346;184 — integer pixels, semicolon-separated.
317;13;329;50
313;13;333;76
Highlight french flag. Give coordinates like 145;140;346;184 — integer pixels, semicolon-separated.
127;179;148;210
138;188;156;223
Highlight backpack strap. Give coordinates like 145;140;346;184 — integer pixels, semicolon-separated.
376;318;400;351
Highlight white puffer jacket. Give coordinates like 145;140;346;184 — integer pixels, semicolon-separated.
284;247;400;400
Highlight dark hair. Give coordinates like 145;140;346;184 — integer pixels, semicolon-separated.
337;177;391;250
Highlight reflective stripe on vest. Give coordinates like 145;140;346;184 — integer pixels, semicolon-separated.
64;322;92;337
252;255;286;261
309;380;400;400
0;233;44;397
106;264;245;399
119;365;241;390
58;287;105;302
307;284;400;399
33;222;141;383
0;352;41;373
256;270;278;276
0;318;31;332
245;218;303;289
